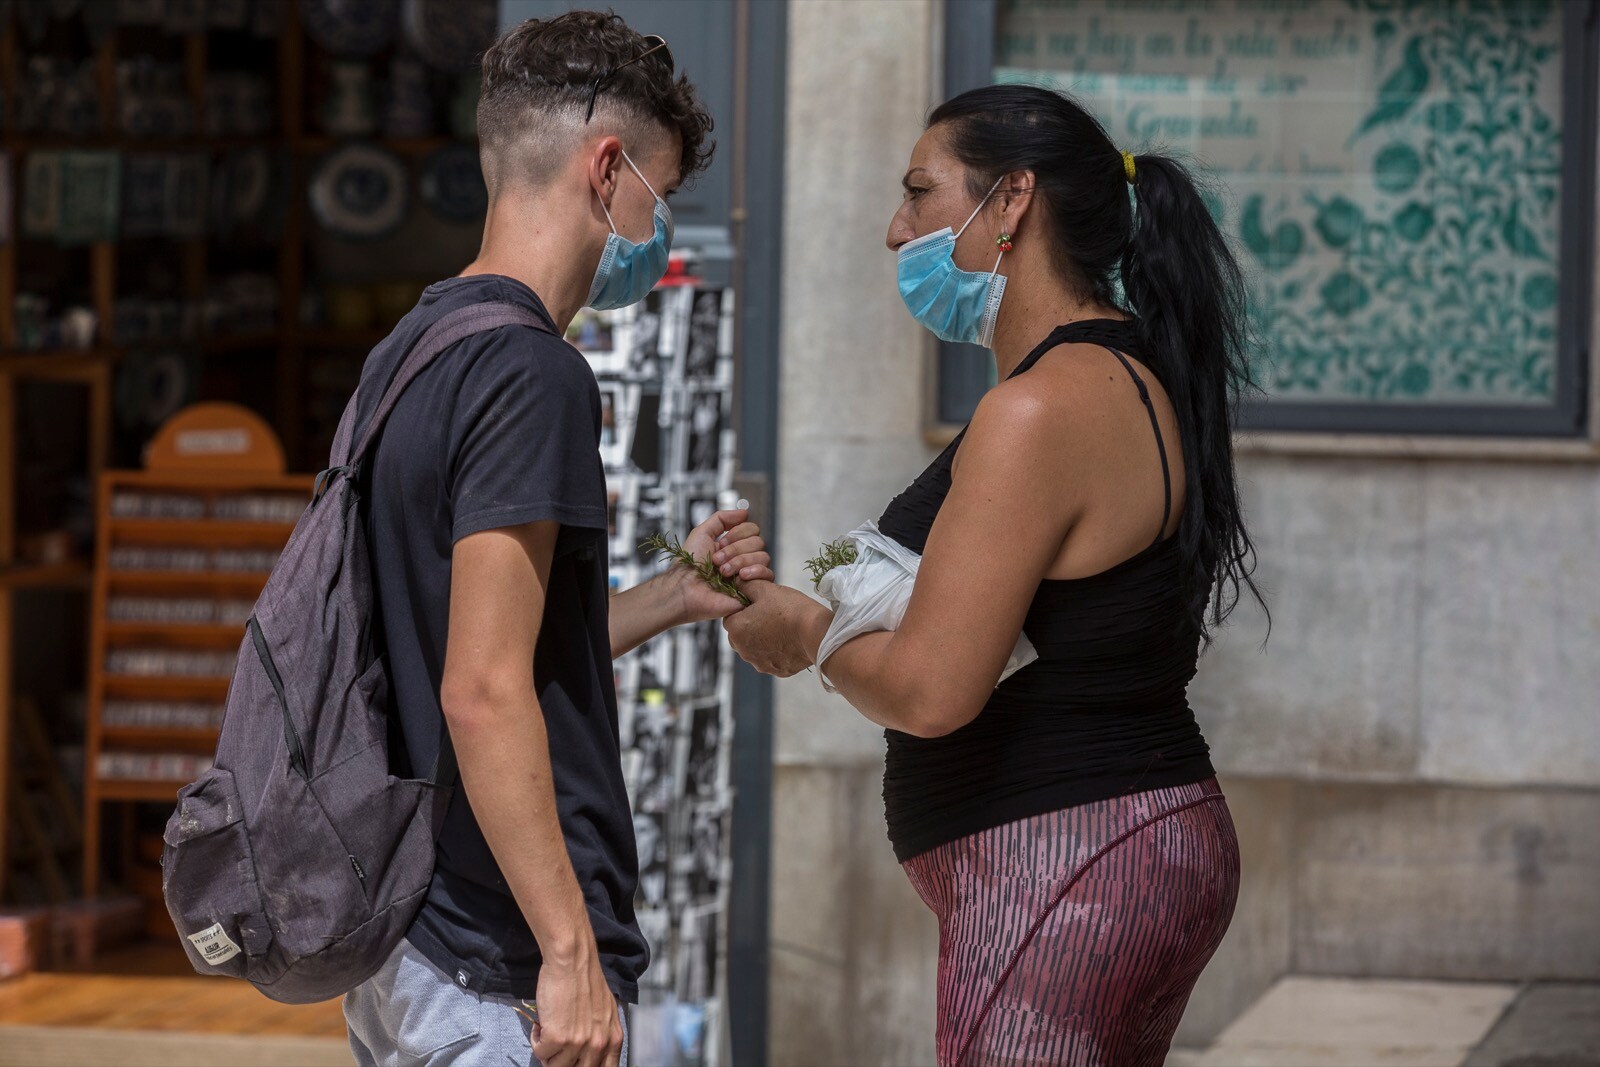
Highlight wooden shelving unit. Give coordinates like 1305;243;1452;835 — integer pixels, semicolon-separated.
0;28;116;911
0;5;482;906
0;229;111;905
83;404;309;928
0;11;225;904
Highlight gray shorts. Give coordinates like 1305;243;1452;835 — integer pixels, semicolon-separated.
344;938;630;1066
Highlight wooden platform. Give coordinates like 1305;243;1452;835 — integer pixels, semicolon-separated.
0;940;351;1066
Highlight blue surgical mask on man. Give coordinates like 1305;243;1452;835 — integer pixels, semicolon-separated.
586;148;674;310
896;175;1007;348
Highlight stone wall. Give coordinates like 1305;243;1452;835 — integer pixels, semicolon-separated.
1174;455;1600;1039
1195;457;1600;789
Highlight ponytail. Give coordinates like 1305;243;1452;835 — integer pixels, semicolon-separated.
1121;154;1265;639
929;85;1266;641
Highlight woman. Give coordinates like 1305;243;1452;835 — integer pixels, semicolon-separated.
719;84;1264;1065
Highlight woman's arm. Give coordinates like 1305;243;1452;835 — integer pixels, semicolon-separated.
727;384;1078;737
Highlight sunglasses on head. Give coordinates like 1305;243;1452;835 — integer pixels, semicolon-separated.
584;35;674;123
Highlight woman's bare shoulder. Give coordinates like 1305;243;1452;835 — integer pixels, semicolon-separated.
966;343;1134;455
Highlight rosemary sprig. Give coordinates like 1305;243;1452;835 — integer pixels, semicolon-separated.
642;532;751;606
804;537;857;588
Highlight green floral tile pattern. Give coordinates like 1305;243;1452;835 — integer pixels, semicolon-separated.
995;0;1564;406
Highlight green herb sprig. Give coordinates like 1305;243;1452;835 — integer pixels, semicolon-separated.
803;537;858;588
642;532;751;606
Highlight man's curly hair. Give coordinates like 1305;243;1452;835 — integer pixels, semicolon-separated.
477;10;714;191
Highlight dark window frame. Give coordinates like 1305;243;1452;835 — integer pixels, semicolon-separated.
937;0;1599;440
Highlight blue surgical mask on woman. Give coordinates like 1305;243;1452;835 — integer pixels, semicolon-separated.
587;149;675;310
896;175;1007;348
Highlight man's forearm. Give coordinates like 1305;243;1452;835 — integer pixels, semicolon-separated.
608;572;687;658
443;690;594;965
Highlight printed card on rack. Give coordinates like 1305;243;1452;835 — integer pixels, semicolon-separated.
678;288;735;387
682;699;728;802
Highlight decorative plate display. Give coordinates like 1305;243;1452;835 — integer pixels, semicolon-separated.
418;143;486;223
401;0;497;72
308;143;407;240
299;0;397;58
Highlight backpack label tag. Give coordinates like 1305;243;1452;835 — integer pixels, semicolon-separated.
187;922;242;966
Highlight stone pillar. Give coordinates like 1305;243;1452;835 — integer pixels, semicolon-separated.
769;1;944;1063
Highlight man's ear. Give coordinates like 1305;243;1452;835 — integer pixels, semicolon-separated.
588;135;625;205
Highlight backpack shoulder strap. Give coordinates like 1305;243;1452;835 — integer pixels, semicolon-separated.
329;301;552;470
323;301;551;789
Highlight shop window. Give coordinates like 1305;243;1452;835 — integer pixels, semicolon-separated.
938;0;1598;439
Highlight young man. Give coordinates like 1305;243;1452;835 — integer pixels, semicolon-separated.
340;13;772;1066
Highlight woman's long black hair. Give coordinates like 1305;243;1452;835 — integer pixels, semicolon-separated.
929;84;1265;640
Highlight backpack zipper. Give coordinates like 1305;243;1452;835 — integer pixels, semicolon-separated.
247;616;308;779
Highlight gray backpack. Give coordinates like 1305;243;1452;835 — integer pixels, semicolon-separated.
162;302;548;1003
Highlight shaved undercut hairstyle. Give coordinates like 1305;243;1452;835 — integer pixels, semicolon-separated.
476;10;714;195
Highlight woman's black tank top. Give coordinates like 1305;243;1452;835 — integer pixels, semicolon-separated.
877;319;1215;862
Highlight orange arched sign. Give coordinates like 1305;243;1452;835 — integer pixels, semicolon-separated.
143;403;287;474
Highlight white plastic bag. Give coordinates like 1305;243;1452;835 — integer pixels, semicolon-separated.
812;520;1038;692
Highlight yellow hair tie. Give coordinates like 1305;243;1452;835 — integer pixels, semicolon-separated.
1122;150;1137;184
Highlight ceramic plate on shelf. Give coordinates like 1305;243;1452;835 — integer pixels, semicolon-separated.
300;0;397;57
309;142;408;240
402;0;497;72
418;143;486;223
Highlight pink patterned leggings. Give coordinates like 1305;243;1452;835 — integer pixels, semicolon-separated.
901;779;1239;1066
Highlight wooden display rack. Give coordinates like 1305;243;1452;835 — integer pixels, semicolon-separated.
0;4;482;905
83;403;309;931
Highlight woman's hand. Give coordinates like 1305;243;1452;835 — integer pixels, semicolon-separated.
722;581;831;678
670;507;775;624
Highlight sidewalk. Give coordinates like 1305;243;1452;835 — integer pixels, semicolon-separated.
0;943;349;1067
1168;975;1600;1067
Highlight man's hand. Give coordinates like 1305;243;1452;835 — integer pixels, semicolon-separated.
529;945;623;1067
609;507;776;658
722;581;829;678
671;507;775;623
